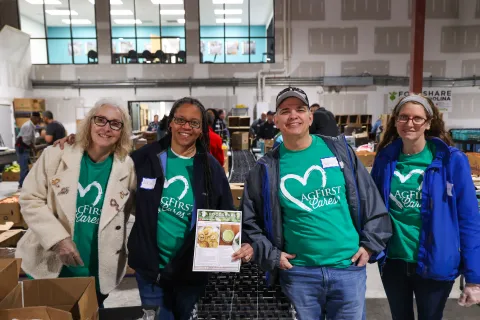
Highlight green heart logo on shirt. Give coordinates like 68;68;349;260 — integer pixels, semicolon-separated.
280;165;327;212
78;182;102;206
389;169;424;209
164;175;189;200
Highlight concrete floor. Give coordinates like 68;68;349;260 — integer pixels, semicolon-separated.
2;181;478;319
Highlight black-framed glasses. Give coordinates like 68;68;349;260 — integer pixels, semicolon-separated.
93;116;124;131
173;117;201;129
396;115;427;126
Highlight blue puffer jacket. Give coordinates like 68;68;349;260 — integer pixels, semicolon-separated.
371;138;480;284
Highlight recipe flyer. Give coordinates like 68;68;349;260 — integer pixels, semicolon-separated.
192;209;242;272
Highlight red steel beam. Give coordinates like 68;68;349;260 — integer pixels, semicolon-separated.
409;0;427;94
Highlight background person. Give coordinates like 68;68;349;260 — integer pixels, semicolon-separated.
371;94;480;319
148;114;160;132
41;110;66;145
242;86;391;320
128;97;235;320
309;103;339;137
257;111;279;140
16;99;136;307
207;111;225;166
15;111;41;189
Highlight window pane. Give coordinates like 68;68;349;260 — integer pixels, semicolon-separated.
19;0;46;39
201;38;224;63
160;2;185;37
30;39;48;64
136;0;160;45
226;39;247;63
200;0;223;38
110;0;136;38
112;38;137;64
70;0;96;38
224;2;248;38
47;39;73;64
250;0;272;37
44;1;71;39
73;39;97;64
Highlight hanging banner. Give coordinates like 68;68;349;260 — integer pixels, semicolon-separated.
387;89;453;112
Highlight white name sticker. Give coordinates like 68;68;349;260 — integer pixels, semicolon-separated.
321;157;339;169
140;178;157;190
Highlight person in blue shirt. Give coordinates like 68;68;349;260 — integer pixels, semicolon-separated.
371;116;382;142
371;94;480;319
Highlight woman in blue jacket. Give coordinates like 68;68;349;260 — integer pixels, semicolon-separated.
371;94;480;319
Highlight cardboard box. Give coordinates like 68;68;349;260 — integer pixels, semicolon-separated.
467;152;480;176
2;171;20;182
13;99;46;112
15;117;31;128
0;277;98;320
0;306;73;320
0;196;27;228
0;258;21;302
230;183;244;208
264;139;274;154
356;151;377;168
231;132;249;150
0;229;25;247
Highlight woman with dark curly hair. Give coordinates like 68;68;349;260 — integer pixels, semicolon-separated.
371;94;480;319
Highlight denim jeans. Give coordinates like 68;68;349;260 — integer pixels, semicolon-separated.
279;264;366;320
135;272;205;320
381;259;454;320
15;147;30;188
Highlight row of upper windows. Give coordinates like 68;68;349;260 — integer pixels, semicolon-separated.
17;0;275;65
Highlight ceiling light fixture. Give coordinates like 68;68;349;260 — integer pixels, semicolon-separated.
177;18;185;23
212;0;243;4
45;10;78;16
216;18;241;23
62;19;92;25
114;19;142;25
89;0;123;5
110;10;134;16
151;0;183;4
214;9;242;15
159;9;185;15
26;0;61;4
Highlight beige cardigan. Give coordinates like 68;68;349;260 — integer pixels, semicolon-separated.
16;144;136;294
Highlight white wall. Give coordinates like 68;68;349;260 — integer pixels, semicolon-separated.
0;26;32;148
19;15;47;65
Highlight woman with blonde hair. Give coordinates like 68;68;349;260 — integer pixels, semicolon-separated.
16;99;136;307
371;94;480;319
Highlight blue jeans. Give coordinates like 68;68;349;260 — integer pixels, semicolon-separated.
135;272;205;320
15;147;30;188
381;259;454;320
279;264;366;320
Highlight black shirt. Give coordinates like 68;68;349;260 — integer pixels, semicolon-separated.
309;108;339;137
258;121;279;140
46;121;66;145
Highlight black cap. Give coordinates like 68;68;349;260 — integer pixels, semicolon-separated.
31;112;41;117
276;87;309;109
266;111;275;116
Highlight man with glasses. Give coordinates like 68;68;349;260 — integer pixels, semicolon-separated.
241;87;392;319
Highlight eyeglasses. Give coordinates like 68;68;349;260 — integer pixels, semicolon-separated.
93;116;124;131
396;115;427;125
173;117;201;129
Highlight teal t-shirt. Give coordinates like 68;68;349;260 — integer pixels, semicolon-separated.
279;135;359;268
388;141;435;262
60;153;113;290
157;148;195;268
